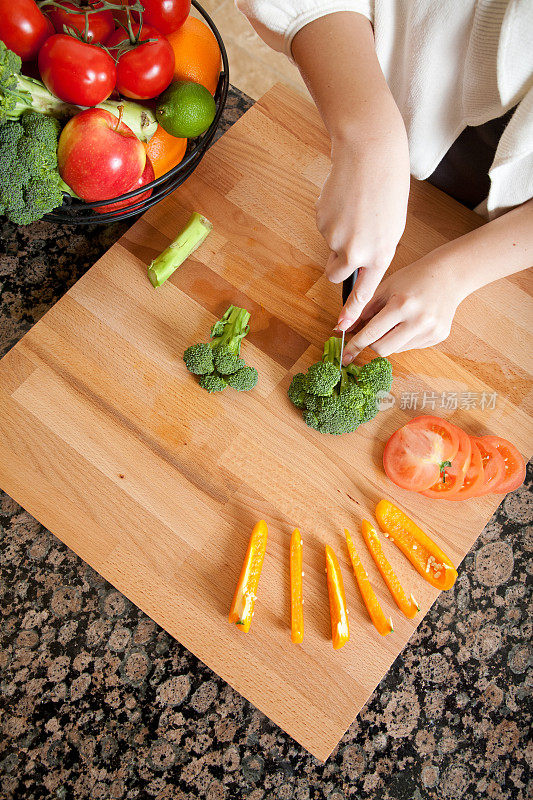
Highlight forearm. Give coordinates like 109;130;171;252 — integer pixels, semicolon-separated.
291;12;405;148
437;199;533;299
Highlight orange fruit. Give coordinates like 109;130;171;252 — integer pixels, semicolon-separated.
144;125;187;179
166;16;221;95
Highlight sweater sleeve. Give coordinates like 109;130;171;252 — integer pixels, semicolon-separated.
235;1;373;58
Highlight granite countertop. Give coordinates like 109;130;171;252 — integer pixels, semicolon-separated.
1;86;531;800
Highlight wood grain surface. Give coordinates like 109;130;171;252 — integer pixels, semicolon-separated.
1;84;532;761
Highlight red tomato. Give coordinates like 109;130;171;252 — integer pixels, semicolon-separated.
38;34;116;106
421;426;472;499
141;0;190;34
472;437;505;496
448;440;485;500
95;157;155;215
47;1;115;44
383;416;460;492
0;0;54;61
105;24;175;100
480;436;526;494
114;0;190;34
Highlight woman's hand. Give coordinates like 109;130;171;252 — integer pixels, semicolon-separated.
340;254;464;362
318;131;410;327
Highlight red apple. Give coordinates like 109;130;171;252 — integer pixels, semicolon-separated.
95;157;155;215
57;108;146;202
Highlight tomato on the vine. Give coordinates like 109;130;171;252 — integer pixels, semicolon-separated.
47;1;115;44
114;0;190;35
38;33;116;106
0;0;54;61
106;24;175;100
141;0;190;34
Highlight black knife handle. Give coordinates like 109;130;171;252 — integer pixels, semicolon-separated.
342;268;359;306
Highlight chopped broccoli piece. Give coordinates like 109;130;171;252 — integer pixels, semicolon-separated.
183;343;214;375
183;304;258;393
0;112;64;225
288;336;393;435
305;336;342;396
199;372;227;393
288;373;308;409
225;365;259;391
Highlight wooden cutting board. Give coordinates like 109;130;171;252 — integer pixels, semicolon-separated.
1;84;532;761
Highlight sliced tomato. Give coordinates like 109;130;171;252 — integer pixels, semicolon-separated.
472;436;506;496
479;436;526;494
383;415;460;492
448;439;485;500
421;426;472;499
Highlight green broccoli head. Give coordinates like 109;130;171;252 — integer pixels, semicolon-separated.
0;41;23;124
303;399;360;435
0;109;64;224
354;357;393;394
183;343;214;375
304;336;343;396
212;346;246;375
288;373;308;409
225;365;258;392
199;372;227;393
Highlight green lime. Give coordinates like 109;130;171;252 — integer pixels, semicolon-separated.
155;81;216;138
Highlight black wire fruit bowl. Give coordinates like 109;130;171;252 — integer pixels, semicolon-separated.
45;0;229;225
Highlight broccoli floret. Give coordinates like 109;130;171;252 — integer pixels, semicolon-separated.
0;111;64;224
288;373;308;408
199;372;227;393
305;336;342;396
290;336;392;435
225;365;258;392
183;343;214;375
352;357;393;394
183;305;258;393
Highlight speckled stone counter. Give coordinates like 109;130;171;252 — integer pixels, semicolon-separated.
1;86;532;800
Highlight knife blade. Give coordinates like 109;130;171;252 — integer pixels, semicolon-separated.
338;329;345;372
342;268;359;306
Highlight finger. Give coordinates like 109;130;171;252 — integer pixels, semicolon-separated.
394;336;431;353
341;303;405;364
325;252;361;285
366;322;419;357
337;266;388;330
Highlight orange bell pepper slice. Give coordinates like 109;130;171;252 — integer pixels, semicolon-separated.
375;500;457;590
361;520;419;619
228;520;268;632
290;528;304;643
345;529;393;636
325;545;350;649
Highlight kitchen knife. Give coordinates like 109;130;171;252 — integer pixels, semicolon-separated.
342;268;359;306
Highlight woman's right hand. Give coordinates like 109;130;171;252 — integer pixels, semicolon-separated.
317;127;411;331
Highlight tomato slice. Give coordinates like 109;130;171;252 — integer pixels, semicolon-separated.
479;436;526;494
448;439;485;500
421;426;472;499
472;436;506;495
383;416;460;492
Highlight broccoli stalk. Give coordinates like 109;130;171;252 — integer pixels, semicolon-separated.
0;41;157;142
148;213;213;288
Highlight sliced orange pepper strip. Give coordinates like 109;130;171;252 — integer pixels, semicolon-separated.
345;529;393;636
228;520;268;632
375;500;458;590
325;545;350;649
290;528;304;644
361;520;419;619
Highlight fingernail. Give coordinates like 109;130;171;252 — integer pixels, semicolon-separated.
336;317;352;332
342;352;354;366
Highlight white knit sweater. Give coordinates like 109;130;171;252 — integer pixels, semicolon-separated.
236;0;533;218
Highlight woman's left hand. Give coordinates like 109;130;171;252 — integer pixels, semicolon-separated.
340;253;466;362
